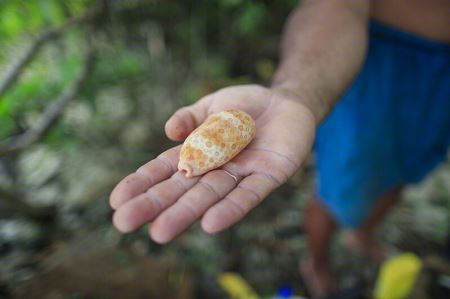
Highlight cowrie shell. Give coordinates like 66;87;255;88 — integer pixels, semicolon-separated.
178;109;256;177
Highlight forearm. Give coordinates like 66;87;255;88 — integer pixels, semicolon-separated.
272;0;370;123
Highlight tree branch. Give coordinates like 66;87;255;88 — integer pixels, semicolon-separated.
0;34;96;156
0;10;96;100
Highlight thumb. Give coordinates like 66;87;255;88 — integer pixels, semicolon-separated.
165;95;212;141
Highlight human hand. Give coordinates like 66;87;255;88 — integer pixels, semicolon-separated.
110;84;316;243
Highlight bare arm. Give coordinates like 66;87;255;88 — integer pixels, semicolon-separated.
110;0;372;243
273;0;371;123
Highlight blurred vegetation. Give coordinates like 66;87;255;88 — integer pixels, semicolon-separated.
0;1;449;298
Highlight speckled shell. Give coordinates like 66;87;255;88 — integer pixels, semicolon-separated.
178;110;256;178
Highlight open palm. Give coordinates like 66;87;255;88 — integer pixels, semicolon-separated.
110;85;316;243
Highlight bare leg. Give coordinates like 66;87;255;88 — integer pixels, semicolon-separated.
344;185;403;263
300;197;338;298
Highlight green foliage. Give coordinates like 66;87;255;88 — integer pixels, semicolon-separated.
234;2;266;36
0;114;15;139
1;2;449;299
0;0;296;145
0;32;83;137
0;0;95;139
0;0;92;43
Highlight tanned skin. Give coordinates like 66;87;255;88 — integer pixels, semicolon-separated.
111;0;450;296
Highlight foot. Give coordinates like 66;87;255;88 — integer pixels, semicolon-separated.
344;231;387;264
299;257;337;299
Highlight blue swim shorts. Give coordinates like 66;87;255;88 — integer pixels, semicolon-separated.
314;21;450;228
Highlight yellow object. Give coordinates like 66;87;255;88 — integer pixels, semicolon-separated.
374;253;422;299
179;110;256;177
218;272;260;299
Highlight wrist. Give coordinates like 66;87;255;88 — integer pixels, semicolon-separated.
270;82;329;125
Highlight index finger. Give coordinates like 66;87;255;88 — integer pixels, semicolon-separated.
109;146;180;209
